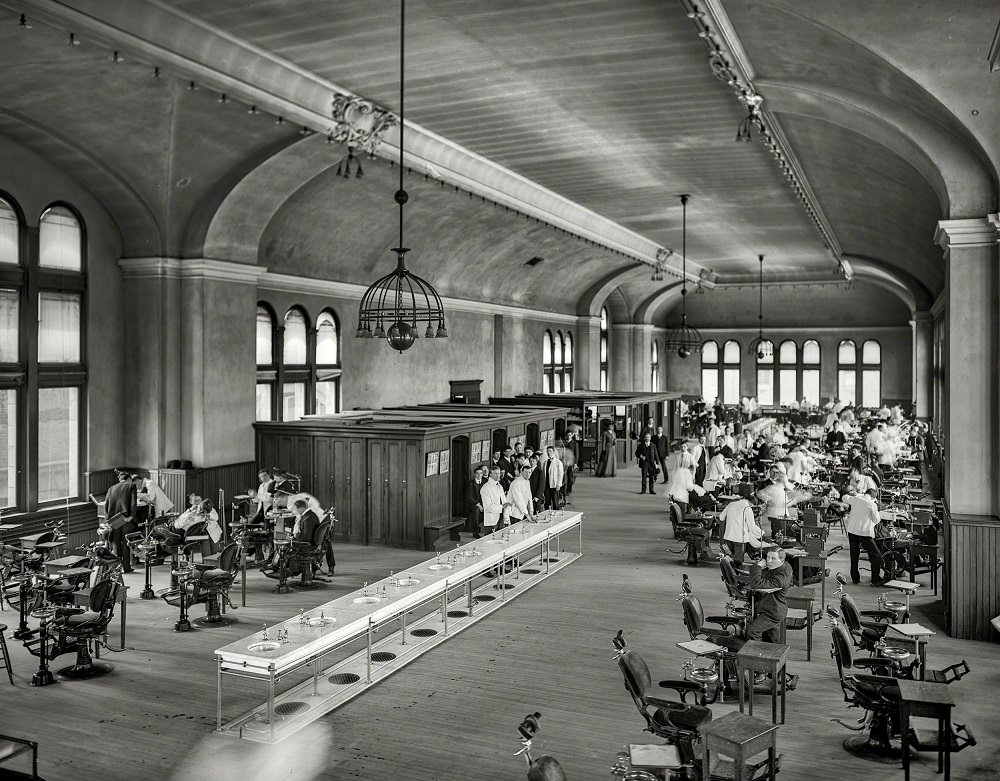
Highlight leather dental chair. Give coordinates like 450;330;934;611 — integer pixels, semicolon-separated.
287;520;332;588
668;502;712;566
186;541;242;626
49;579;123;679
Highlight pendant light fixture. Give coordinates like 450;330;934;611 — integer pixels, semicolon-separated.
748;254;773;359
664;194;703;359
355;0;447;353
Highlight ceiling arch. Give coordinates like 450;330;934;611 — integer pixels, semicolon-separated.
576;266;646;320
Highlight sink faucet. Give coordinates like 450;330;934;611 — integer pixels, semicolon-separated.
363;581;369;596
261;623;268;641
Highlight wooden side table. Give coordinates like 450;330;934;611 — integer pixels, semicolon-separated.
737;640;789;724
700;711;778;781
898;679;955;781
889;623;934;680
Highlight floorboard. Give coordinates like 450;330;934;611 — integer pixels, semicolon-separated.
1;467;997;780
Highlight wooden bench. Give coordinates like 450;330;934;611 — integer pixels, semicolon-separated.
422;518;465;551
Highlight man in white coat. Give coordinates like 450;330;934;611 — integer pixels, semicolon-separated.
543;446;565;510
480;467;510;532
721;496;764;564
508;464;535;523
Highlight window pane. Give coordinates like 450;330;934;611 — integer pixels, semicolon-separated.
600;307;608;331
0;389;16;507
255;384;272;422
778;340;796;364
283;309;307;364
0;290;18;362
838;340;856;365
282;383;305;420
862;370;881;407
543;373;552;395
600;335;608;363
38;387;78;502
701;341;718;364
316;380;338;415
802;340;820;364
543;331;552;364
564;369;572;391
779;369;797;405
701;369;719;403
563;333;573;365
757;369;774;406
0;198;18;265
723;368;740;405
256;307;273;365
756;340;773;364
316;311;338;364
723;340;740;364
600;369;607;392
802;369;820;406
39;206;82;271
38;292;80;363
553;332;563;365
862;340;881;364
651;340;658;364
838;370;857;406
651;367;659;389
553;372;562;393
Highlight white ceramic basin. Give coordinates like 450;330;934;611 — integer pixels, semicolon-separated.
353;595;381;604
306;616;336;627
457;550;482;557
247;641;281;653
428;563;453;571
396;577;420;586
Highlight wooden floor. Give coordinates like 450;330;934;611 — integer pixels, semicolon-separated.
2;468;998;781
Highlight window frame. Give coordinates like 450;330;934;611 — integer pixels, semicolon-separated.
701;339;740;403
650;339;659;390
599;307;609;391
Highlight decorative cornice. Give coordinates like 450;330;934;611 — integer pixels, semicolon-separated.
934;217;1000;257
695;326;911;335
257;271;580;325
119;257;268;285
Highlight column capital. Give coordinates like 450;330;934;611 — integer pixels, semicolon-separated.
119;257;269;285
934;217;1000;257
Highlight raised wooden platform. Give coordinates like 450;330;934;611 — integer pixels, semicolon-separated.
0;467;998;780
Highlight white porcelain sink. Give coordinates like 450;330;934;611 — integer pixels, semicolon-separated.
457;550;482;557
247;641;282;653
306;616;335;627
428;563;453;571
353;595;381;604
396;577;420;586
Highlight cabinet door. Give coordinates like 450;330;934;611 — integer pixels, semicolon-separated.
367;441;387;545
312;437;334;517
403;441;423;548
386;441;404;547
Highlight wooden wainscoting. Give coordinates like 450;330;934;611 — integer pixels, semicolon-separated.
151;462;257;513
945;510;1000;640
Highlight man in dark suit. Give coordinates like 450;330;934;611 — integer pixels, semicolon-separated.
652;425;670;484
635;433;659;494
498;446;516;491
466;466;485;538
105;470;137;573
528;454;545;513
291;499;320;543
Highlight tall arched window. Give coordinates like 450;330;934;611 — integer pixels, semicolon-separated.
599;307;609;391
315;309;341;415
650;340;659;390
701;340;719;401
553;331;564;393
542;330;555;394
778;340;797;405
861;340;881;407
281;307;309;420
39;205;82;271
801;339;821;405
701;340;740;403
0;196;19;265
837;339;857;405
0;195;21;509
755;340;775;406
722;340;740;405
562;332;573;391
255;304;276;421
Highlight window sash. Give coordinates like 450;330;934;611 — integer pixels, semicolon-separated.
38;292;81;363
37;386;80;503
255;383;273;422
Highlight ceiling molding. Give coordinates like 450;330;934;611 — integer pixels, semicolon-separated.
3;0;714;285
696;325;911;335
119;257;269;285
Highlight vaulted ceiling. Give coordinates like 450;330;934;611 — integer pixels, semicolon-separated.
0;0;995;319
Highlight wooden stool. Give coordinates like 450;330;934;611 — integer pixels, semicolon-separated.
0;623;14;684
737;640;789;724
700;711;778;781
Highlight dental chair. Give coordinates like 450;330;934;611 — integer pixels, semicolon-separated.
668;502;712;566
186;541;242;626
287;520;332;588
48;579;123;679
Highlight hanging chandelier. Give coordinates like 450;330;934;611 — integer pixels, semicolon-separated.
664;194;703;359
355;0;447;353
748;253;772;359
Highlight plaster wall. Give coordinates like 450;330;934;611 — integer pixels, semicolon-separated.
0;134;125;471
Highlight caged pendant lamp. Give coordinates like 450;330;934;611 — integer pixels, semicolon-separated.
355;0;447;353
664;194;703;359
748;254;773;359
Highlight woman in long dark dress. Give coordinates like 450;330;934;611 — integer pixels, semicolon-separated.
596;423;618;477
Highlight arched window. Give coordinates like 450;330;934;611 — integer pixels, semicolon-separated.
553;331;564;393
701;340;740;403
650;340;659;390
0;196;19;265
755;340;775;406
0;194;21;510
837;339;857;405
315;310;341;415
39;205;82;271
801;339;821;405
778;340;797;405
281;308;308;420
256;305;274;365
542;330;554;394
255;304;275;421
283;308;308;365
562;332;573;391
599;307;609;391
861;340;881;407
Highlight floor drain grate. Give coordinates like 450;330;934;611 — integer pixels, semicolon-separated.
493;583;515;590
475;595;496;602
447;610;468;618
328;672;361;685
274;701;308;716
371;651;397;662
411;628;438;637
544;557;560;563
520;568;541;574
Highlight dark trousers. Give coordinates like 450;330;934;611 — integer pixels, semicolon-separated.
564;468;576;496
748;611;785;643
466;506;482;534
110;522;135;571
324;538;336;572
658;455;669;482
544;487;561;510
849;532;882;583
640;467;657;493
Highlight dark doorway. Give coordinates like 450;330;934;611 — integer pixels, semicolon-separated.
526;423;540;450
451;436;470;520
554;418;566;442
491;428;508;456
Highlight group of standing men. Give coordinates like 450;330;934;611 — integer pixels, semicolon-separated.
466;437;578;537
